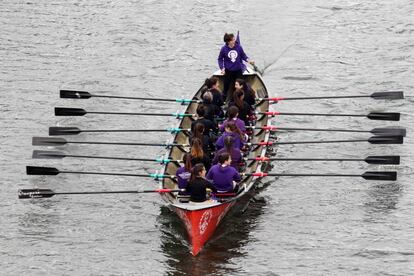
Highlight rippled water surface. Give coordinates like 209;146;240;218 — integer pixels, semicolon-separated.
1;0;413;275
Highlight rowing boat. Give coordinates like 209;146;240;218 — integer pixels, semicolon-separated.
160;67;272;255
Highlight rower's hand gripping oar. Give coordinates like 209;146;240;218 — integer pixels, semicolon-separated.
243;171;397;181
32;137;188;148
259;111;400;121
48;127;189;136
18;188;184;199
249;155;400;165
249;126;406;137
26;166;175;180
257;91;404;102
59;90;200;105
32;150;178;165
54;107;194;119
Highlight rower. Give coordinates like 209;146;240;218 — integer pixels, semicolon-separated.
191;104;217;136
228;89;253;125
215;121;245;150
186;163;217;203
212;136;243;170
190;123;215;157
202;91;223;122
207;152;241;193
175;153;192;195
203;76;224;110
235;78;256;106
219;105;246;134
190;138;211;171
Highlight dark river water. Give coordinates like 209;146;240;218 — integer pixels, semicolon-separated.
1;0;413;275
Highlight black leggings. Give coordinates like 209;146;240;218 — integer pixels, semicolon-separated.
223;69;243;100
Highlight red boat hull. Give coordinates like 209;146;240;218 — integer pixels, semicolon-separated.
173;201;236;255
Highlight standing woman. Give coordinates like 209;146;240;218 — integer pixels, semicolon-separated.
186;163;217;203
217;31;254;98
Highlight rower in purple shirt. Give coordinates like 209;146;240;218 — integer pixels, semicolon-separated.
217;31;255;98
207;152;241;193
215;121;245;150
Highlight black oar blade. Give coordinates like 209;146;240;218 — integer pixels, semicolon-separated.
49;127;81;136
367;112;400;121
362;171;397;181
55;107;87;116
371;127;406;137
371;91;404;99
32;137;67;146
60;90;91;99
368;135;403;144
32;150;66;159
26;166;60;175
364;155;400;165
18;189;55;199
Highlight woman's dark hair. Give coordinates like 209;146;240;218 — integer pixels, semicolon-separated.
182;153;192;171
235;78;246;88
225;121;244;141
190;163;205;182
202;91;213;104
223;33;234;44
218;152;231;164
234;89;244;111
196;104;206;117
193;123;205;141
191;138;204;159
236;78;256;98
223;136;234;154
204;77;219;89
227;106;239;119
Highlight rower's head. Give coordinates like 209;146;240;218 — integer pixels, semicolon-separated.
235;78;245;90
224;121;237;133
190;163;206;181
193;123;205;138
202;91;213;104
227;106;239;119
224;33;236;48
196;104;206;118
218;152;232;166
204;77;219;90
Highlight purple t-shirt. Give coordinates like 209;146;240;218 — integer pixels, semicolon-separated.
176;167;191;191
219;118;246;133
206;164;241;192
212;148;243;170
217;44;248;72
215;132;245;150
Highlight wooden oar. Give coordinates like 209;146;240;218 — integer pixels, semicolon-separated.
257;91;404;102
247;155;400;165
60;90;200;104
244;171;397;181
258;111;400;121
49;127;189;136
32;150;178;164
248;135;404;146
26;166;175;179
248;126;406;136
55;107;194;118
32;137;188;147
18;188;184;199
